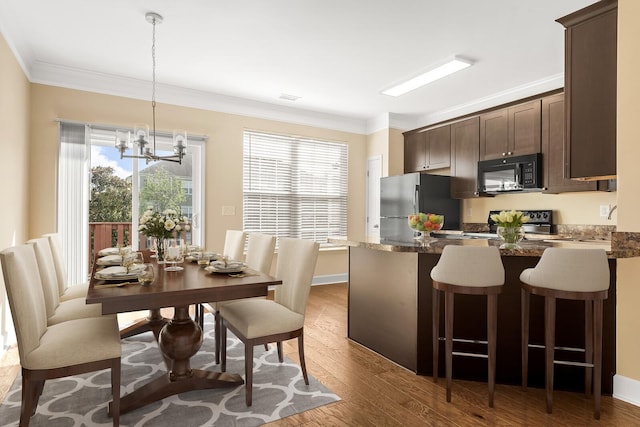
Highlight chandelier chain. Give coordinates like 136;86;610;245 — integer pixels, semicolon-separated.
151;15;157;152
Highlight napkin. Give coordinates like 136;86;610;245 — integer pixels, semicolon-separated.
211;260;244;269
96;254;122;265
97;264;144;277
98;247;130;256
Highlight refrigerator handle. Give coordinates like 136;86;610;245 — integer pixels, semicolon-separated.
414;184;419;213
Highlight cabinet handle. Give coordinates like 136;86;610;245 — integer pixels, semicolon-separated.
502;152;507;156
507;151;513;155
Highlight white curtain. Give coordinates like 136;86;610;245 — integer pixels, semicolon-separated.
57;122;89;284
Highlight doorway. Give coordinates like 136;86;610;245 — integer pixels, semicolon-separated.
366;155;382;237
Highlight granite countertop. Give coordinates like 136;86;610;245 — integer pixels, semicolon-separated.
328;234;640;259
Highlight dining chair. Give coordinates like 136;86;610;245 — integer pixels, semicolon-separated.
219;237;319;406
205;233;276;363
27;237;105;325
42;232;89;301
0;244;122;426
223;229;246;262
195;230;247;329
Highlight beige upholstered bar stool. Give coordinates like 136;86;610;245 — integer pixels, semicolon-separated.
520;248;609;419
431;245;505;407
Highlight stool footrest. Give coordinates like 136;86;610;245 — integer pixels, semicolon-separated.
554;360;595;368
452;351;489;359
528;343;585;353
438;337;488;345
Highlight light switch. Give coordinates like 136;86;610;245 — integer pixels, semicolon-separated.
222;206;236;216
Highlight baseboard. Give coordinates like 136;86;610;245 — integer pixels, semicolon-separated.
614;374;640;407
0;329;16;361
312;273;348;286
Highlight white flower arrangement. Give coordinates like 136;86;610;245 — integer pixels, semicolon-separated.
490;210;530;228
139;207;190;239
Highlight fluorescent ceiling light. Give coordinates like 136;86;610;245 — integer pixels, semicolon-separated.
382;56;473;97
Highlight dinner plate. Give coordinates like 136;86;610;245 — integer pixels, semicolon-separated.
205;264;247;274
95;265;144;281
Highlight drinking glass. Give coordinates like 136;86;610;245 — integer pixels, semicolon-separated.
197;251;211;268
164;238;184;271
137;263;155;286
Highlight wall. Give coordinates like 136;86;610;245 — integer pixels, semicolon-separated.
614;0;640;405
464;190;617;225
28;84;366;278
0;32;30;349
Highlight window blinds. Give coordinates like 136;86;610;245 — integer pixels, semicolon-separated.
243;130;348;245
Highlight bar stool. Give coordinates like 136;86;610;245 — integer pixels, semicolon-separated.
520;248;609;419
431;245;505;407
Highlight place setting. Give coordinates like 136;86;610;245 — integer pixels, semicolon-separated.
94;251;155;288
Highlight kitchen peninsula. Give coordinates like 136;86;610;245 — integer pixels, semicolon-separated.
330;235;640;395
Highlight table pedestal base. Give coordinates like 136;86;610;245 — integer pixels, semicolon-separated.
111;305;241;415
109;369;243;415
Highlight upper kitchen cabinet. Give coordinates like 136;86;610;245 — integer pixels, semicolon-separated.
541;93;597;193
557;0;617;180
479;100;541;161
450;117;480;199
404;125;451;173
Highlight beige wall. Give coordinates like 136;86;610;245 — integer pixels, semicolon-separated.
0;32;30;348
464;190;617;225
366;128;388;176
388;128;404;176
28;85;366;277
615;0;640;383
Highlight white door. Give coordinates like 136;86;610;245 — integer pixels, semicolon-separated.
366;155;382;237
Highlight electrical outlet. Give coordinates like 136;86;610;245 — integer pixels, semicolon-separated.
221;206;236;216
599;205;610;218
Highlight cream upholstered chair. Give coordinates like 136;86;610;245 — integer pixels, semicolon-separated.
42;232;88;301
206;233;276;363
431;245;505;407
520;248;610;419
219;237;319;406
0;244;121;426
27;237;105;325
196;230;248;330
223;230;246;262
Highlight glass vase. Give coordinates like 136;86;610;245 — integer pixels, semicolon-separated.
155;237;165;263
497;226;525;249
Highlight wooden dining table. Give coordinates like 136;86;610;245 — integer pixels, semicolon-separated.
86;253;282;415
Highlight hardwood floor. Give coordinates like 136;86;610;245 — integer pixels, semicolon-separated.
2;283;640;425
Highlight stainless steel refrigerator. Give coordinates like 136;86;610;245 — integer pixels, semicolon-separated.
380;173;461;242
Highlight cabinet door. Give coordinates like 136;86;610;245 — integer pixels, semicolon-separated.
479;109;508;160
509;100;541;156
426;125;451;170
404;131;426;173
542;93;596;193
451;117;480;199
558;0;617;180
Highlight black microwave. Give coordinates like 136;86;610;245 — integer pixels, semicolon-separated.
477;153;543;194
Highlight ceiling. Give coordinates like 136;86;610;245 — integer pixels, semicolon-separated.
0;0;598;134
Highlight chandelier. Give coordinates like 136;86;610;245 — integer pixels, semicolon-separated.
115;12;187;164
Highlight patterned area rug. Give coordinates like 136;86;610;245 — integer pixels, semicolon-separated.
0;314;340;426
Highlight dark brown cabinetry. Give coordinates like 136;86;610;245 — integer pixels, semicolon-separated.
404;125;451;173
557;0;617;180
450;117;480;198
542;93;597;193
480;100;541;161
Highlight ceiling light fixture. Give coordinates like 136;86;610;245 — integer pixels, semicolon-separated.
381;56;473;97
115;12;187;164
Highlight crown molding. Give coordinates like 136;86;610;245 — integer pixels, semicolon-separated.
414;73;564;128
29;61;369;135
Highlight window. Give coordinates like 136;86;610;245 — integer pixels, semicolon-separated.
57;122;206;282
243;130;348;246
